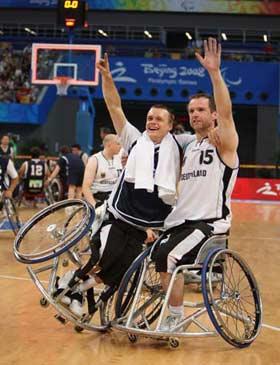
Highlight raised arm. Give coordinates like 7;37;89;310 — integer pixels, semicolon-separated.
96;53;127;136
196;38;238;166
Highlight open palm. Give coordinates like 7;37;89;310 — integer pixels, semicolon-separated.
195;38;221;73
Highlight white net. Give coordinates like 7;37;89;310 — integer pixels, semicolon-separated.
55;77;71;96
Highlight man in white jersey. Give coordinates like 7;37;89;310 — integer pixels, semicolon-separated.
154;37;239;331
82;134;122;207
56;53;195;316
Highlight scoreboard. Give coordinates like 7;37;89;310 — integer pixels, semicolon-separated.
57;0;87;28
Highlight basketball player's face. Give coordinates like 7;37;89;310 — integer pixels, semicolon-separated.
188;98;216;133
1;136;9;146
110;140;121;155
71;147;79;155
146;107;172;143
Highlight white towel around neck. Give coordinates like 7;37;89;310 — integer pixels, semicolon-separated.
124;131;180;205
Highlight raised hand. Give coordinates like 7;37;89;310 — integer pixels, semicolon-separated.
96;53;111;79
195;37;221;73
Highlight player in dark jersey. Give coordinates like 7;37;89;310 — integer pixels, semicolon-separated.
154;38;239;332
18;147;49;203
47;146;85;200
71;144;89;166
0;155;18;198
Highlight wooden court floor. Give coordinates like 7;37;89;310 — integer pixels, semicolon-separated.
0;201;279;365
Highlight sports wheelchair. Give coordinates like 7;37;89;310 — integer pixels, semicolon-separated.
13;200;262;347
0;190;21;235
15;177;62;207
13;199;117;332
113;233;262;348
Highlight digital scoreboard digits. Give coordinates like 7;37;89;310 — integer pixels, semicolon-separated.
57;0;87;28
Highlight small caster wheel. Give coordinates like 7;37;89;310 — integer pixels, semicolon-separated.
74;325;84;333
128;333;137;343
169;337;179;348
40;297;49;307
62;259;69;267
54;314;67;325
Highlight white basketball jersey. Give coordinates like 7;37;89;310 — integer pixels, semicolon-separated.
165;138;239;233
91;152;123;194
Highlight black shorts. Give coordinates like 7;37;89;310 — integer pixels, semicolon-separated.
154;221;213;273
95;218;146;287
68;172;84;187
60;178;68;199
93;191;111;205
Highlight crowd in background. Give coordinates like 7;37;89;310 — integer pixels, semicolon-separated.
0;42;40;104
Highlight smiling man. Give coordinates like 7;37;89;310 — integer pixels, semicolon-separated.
96;54;195;231
55;53;195;316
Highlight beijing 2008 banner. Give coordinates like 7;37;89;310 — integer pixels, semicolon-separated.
0;0;280;15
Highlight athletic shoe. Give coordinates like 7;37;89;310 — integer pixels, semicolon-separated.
159;314;184;332
69;292;84;317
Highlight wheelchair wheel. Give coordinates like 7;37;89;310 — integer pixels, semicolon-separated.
115;247;164;329
44;186;55;205
49;178;63;202
201;248;262;348
13;182;24;208
13;199;94;264
3;197;21;235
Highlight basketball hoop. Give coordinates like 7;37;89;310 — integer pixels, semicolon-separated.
54;76;71;96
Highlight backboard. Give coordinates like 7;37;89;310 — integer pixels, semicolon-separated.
31;43;102;94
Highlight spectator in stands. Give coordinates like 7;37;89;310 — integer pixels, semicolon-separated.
263;42;274;60
71;144;89;166
144;48;154;58
0;135;15;159
0;42;40;104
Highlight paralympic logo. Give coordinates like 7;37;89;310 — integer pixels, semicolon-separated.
221;67;242;87
111;62;137;83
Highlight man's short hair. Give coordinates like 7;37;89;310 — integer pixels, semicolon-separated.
60;145;70;154
1;135;9;142
103;134;120;146
150;104;175;124
71;143;81;150
188;93;216;112
30;147;41;158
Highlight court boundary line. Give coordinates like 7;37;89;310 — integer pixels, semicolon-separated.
261;323;280;332
0;274;48;283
